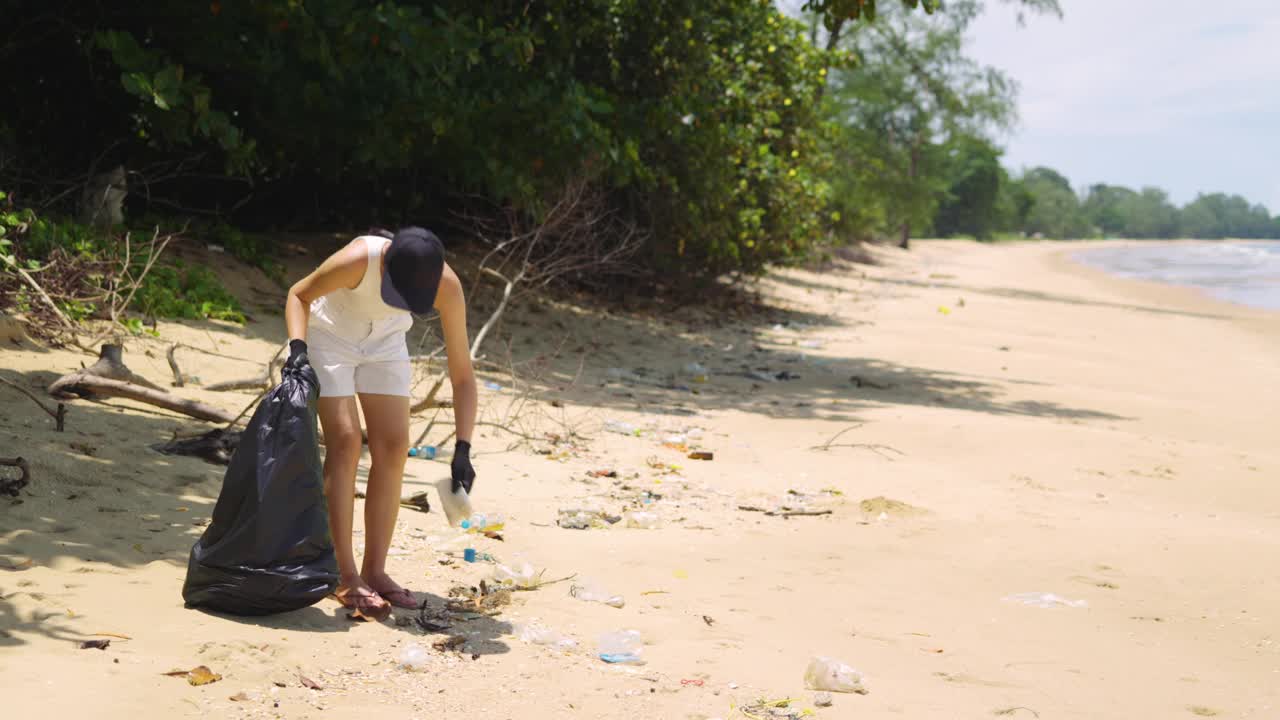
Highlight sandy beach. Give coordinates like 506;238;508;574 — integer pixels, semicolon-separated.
2;239;1278;719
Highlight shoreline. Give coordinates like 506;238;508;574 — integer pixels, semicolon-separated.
1061;238;1280;314
3;239;1277;719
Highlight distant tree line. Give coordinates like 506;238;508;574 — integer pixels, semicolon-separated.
932;152;1280;241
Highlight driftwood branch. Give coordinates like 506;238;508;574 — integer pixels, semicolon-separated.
166;344;185;387
0;376;66;431
48;373;235;424
4;255;76;331
74;344;166;391
0;457;31;496
470;267;520;362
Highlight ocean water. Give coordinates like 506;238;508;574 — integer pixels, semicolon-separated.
1075;241;1280;311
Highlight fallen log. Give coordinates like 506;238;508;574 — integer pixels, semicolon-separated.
81;343;166;391
48;374;235;424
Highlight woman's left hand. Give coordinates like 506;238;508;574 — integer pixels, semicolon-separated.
451;441;475;494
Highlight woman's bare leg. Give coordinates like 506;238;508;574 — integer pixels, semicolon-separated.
317;396;385;607
356;392;412;598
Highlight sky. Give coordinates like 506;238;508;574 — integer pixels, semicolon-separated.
965;0;1280;213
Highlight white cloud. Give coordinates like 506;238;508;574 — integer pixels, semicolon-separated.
966;0;1280;209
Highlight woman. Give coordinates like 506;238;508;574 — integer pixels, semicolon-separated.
285;227;477;613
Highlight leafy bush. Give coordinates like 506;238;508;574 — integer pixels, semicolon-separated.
1;1;848;285
1;192;245;327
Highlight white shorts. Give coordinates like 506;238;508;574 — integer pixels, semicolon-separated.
308;327;412;398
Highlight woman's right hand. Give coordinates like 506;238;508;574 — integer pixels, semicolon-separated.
286;338;311;371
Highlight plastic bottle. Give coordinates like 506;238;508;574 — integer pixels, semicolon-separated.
492;558;539;589
570;580;625;608
399;644;430;672
604;419;639;436
435;476;473;527
625;511;660;529
803;656;865;694
597;630;644;664
517;622;577;648
461;513;504;533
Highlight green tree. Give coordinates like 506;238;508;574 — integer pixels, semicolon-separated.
1020;166;1087;238
822;0;1021;247
934;134;1004;239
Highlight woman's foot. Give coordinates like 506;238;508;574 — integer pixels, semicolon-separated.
364;572;419;609
333;576;390;616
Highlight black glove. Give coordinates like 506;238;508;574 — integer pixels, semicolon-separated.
286;338;310;371
451;440;475;494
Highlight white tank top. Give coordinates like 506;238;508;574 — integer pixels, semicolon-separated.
309;236;413;352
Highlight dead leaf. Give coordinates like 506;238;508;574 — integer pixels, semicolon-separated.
299;674;323;690
229;692;251;701
272;681;287;688
164;666;221;685
432;636;466;652
482;531;504;541
687;451;714;461
702;615;715;627
79;639;111;650
187;665;221;686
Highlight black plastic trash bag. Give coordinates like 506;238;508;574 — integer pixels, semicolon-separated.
182;359;338;615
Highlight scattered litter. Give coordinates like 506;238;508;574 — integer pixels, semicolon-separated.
1003;592;1088;609
446;581;511;615
938;306;951;315
228;692;252;702
588;469;618;478
399;644;430;671
681;678;705;687
299;674;323;690
435;477;472;526
687;451;714;461
804;656;867;694
682;362;708;376
79;639;110;650
740;697;807;719
814;691;833;707
492;559;542;589
483;381;503;391
400;490;432;513
516;622;578;649
571;580;625;608
463;548;477;563
164;665;223;686
557;507;620;529
598;630;644;664
604;419;641;436
624;510;660;529
432;635;467;653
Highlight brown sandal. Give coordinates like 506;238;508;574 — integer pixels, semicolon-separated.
332;587;391;619
376;586;420;610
